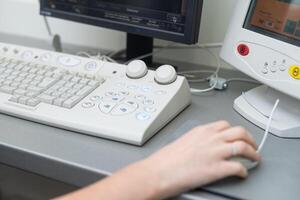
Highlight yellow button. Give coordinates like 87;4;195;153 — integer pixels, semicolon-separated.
289;65;300;79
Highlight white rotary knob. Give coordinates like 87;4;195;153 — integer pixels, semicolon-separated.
155;65;177;84
126;60;148;79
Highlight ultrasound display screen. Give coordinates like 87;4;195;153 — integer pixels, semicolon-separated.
40;0;201;44
96;0;184;14
245;0;300;46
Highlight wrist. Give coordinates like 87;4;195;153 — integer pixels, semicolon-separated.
136;158;177;200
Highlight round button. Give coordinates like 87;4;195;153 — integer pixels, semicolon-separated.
40;53;52;62
279;65;287;71
85;61;98;71
105;91;119;97
135;94;146;101
13;49;19;54
144;99;154;105
261;67;268;74
3;47;9;53
126;60;148;79
82;102;95;108
118;91;129;96
154;65;177;85
144;107;156;113
58;56;81;67
136;112;151;121
270;66;277;73
237;44;250;56
289;65;300;79
141;85;153;93
90;95;102;101
21;51;34;60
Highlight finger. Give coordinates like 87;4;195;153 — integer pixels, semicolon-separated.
219;141;261;161
220;126;257;149
202;120;231;132
220;161;248;178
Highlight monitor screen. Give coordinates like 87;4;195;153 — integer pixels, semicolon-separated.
40;0;202;44
244;0;300;47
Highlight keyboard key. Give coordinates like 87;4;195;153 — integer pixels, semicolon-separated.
27;86;44;93
53;98;65;107
99;101;117;114
30;80;41;86
26;98;40;107
71;76;81;83
0;86;16;94
58;87;69;93
8;95;21;103
88;80;100;87
37;94;56;104
18;96;30;104
25;91;39;98
76;86;94;96
14;89;27;96
62;95;83;108
18;84;29;90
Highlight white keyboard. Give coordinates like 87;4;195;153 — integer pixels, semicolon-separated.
0;42;191;145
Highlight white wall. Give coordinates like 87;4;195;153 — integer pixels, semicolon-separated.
0;0;237;68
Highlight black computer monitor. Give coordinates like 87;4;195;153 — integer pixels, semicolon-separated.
40;0;203;65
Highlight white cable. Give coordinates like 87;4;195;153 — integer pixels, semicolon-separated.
226;78;259;84
43;16;53;37
155;42;223;49
124;42;175;65
189;45;221;94
257;99;280;153
76;51;118;63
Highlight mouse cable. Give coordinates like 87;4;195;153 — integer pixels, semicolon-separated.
257;99;280;153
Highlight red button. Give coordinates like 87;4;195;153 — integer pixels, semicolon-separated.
237;44;250;56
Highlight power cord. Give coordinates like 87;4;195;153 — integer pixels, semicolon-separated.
76;51;118;63
123;42;176;65
43;16;62;52
258;99;280;153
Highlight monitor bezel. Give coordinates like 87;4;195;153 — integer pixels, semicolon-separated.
244;0;300;48
40;0;203;44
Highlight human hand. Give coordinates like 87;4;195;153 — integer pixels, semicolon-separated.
142;121;261;199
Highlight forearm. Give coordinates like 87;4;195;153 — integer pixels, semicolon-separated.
56;160;164;200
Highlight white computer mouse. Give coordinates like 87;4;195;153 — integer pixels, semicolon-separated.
230;157;259;170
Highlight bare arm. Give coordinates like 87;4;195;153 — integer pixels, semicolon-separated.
56;121;260;200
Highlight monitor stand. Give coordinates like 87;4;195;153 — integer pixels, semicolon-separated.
111;33;167;69
126;33;154;66
234;85;300;138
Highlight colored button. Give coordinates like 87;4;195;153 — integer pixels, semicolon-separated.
141;85;153;93
111;103;137;116
237;44;250;56
85;61;98;71
136;112;151;121
289;65;300;79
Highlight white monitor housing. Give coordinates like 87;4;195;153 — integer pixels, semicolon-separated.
221;0;300;138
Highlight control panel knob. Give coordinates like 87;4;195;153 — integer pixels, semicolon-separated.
126;60;148;79
155;65;177;84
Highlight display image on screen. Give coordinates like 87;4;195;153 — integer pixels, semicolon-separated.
96;0;185;14
245;0;300;46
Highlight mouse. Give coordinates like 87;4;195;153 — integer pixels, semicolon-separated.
230;157;259;170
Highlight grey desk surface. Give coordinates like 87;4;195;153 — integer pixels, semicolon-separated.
0;34;300;200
